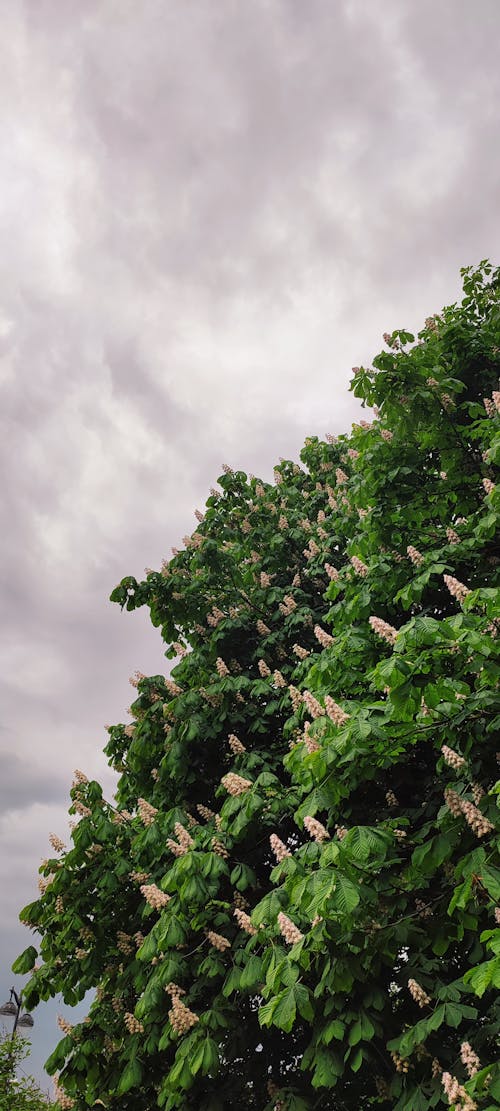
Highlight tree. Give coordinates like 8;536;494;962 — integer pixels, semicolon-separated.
0;1033;55;1108
16;262;500;1109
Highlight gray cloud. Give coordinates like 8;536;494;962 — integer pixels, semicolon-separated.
1;0;499;1084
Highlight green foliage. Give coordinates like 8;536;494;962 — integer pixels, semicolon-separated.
16;262;500;1108
0;1034;55;1108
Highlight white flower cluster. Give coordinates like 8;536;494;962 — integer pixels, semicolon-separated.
304;815;329;843
165;677;183;695
117;931;134;955
369;616;398;645
228;733;246;755
441;744;466;770
293;644;310;660
137;798;158;827
460;1041;481;1078
258;659;271;677
57;1015;73;1036
140;884;171;909
221;773;252;797
444;789;493;837
441;1072;477;1111
303;722;320;753
302;690;323;719
216;657;230;677
444;574;471;605
124;1011;144;1034
314;625;334;648
256;619;271;635
270;834;291;863
49;833;66;853
129;870;150;884
211;837;229;859
273;670;286;688
174;822;194;849
408;978;431;1007
197;804;215;821
233;907;257;935
53;1078;75;1109
324;696;349;726
407;545;424;567
288;686;303;712
324;562;339;581
350;555;368;577
277;912;304;945
207;930;231;952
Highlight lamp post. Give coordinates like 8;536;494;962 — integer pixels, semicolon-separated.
0;987;34;1107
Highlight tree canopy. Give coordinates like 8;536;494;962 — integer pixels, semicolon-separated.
0;1033;55;1108
16;262;500;1110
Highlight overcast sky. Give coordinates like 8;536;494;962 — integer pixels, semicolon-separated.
1;0;499;1089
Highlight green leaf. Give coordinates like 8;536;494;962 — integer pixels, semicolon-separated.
272;987;297;1033
11;945;38;975
117;1057;143;1095
330;875;360;916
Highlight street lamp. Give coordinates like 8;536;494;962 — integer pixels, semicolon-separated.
1;987;35;1108
0;987;34;1034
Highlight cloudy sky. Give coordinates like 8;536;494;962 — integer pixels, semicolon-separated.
1;0;499;1088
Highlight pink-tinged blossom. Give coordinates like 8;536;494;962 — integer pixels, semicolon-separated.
140;884;171;909
380;429;393;442
302;690;323;719
483;396;495;416
258;659;271;677
207;929;231;952
221;773;252;797
350;555;368;577
441;1072;477;1110
233;907;257;935
460;1042;481;1078
273;669;286;688
492;389;500;413
270;834;291;863
288;686;303;712
293;643;310;660
304;815;329;842
482;477;495;495
407;545;424;567
324;563;339;581
444;574;471;604
408;978;431;1007
277;912;304;945
138;798;158;827
216;657;230;678
441;744;466;771
336;467;348;485
314;625;334;648
324;695;349;726
256;618;271;635
369;616;398;645
165;678;183;696
446;527;460;544
228;733;246;755
444;789;493;837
